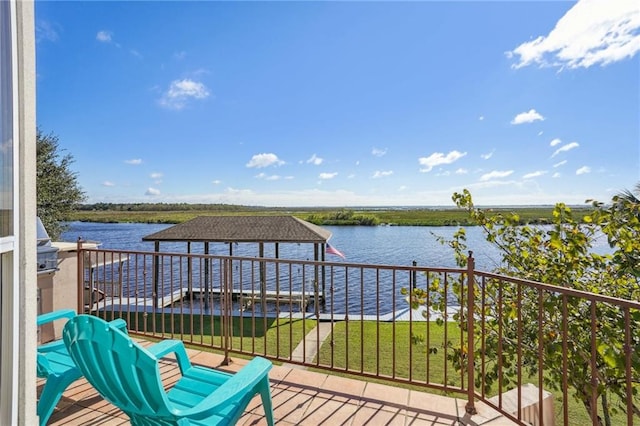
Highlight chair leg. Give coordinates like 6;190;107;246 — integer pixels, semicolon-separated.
258;377;275;426
37;373;80;426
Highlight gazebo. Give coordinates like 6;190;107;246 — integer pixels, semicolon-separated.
141;215;334;310
142;215;332;256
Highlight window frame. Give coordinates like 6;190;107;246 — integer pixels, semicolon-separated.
0;1;20;424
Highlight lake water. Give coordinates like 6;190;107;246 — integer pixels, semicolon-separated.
61;221;506;271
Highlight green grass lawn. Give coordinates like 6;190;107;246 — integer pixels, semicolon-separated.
99;311;317;359
317;319;463;388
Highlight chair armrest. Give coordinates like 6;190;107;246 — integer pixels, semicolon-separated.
108;318;128;333
178;357;272;419
147;339;192;373
37;309;75;326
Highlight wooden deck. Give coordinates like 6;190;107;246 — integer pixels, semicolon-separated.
40;339;514;426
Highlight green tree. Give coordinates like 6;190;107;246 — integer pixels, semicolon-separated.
405;189;639;425
617;182;640;204
36;129;86;239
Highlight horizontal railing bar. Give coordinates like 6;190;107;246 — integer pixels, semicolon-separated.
475;270;640;309
80;247;467;274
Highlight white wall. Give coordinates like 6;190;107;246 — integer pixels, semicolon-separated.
17;0;37;422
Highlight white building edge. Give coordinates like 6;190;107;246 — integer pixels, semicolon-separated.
1;1;37;424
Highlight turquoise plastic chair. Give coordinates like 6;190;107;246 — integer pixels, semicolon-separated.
62;314;275;426
36;309;126;425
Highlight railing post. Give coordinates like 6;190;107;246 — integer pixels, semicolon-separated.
466;251;477;415
76;238;84;314
221;258;232;365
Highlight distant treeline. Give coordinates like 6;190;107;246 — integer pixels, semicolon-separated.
69;203;593;226
77;203;269;212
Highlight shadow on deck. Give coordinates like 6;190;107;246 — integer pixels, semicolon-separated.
40;339;515;426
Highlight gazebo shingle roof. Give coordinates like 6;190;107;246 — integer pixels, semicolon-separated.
141;216;332;243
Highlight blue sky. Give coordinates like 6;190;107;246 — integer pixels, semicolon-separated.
35;1;639;207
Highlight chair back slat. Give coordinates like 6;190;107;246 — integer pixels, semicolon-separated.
63;315;172;418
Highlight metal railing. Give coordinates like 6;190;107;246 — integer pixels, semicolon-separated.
76;241;639;425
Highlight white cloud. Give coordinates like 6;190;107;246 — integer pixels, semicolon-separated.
372;147;387;157
306;154;323;165
418;150;467;172
125;158;142;165
576;166;591;175
102;181;115;187
246;153;284;168
538;131;544;136
174;51;187;60
36;20;60;43
212;180;222;185
553;160;567;167
480;170;514;181
550;138;562;147
158;79;210;110
372;170;393;178
551;141;579;157
398;185;407;191
523;170;547;179
96;30;112;43
479;115;485;121
508;0;640;69
145;187;161;196
552;172;561;178
511;109;545;125
319;172;338;180
255;173;282;181
480;150;494;160
455;168;468;174
255;173;293;183
150;172;163;179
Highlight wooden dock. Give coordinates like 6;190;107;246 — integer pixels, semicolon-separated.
187;288;317;312
84;288;186;313
85;287;319;314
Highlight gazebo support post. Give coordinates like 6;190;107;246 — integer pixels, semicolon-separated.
187;242;192;297
259;242;266;313
153;241;160;310
204;242;209;311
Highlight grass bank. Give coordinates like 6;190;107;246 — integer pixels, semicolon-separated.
66;205;593;226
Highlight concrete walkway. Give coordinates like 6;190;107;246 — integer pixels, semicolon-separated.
284;321;335;367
